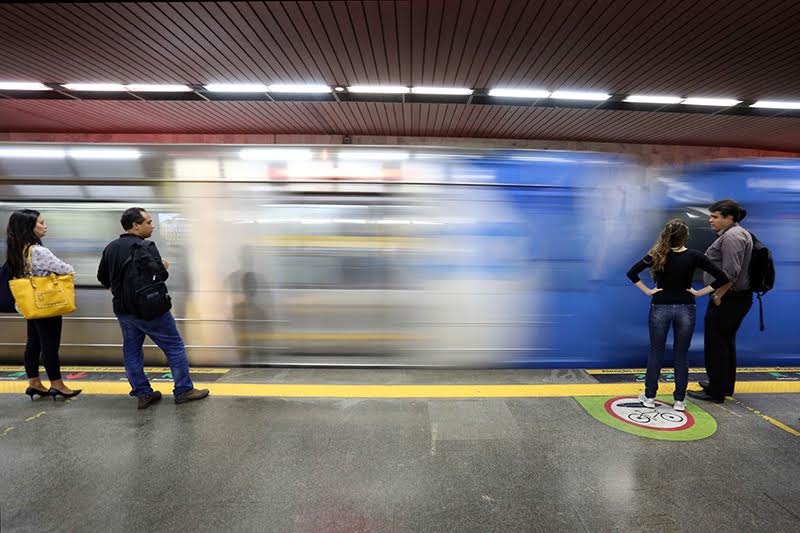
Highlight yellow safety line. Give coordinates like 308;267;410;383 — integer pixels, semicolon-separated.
0;366;229;374
586;367;800;375
759;416;800;437
4;366;793;374
730;398;800;437
1;381;799;398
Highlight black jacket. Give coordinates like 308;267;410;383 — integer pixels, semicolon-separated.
97;234;169;315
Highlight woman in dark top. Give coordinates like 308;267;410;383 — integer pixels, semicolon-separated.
626;219;730;412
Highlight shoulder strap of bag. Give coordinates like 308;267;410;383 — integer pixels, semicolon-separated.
24;245;34;277
119;243;139;278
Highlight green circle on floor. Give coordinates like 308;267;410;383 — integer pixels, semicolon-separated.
576;395;717;441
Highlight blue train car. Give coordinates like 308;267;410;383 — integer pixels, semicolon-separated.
434;154;799;368
426;150;652;367
644;159;800;367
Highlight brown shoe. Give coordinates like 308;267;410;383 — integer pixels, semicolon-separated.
174;388;209;404
137;390;163;410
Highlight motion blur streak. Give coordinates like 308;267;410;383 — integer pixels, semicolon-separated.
0;144;796;367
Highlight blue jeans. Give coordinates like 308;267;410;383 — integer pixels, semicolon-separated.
116;311;194;398
646;304;696;402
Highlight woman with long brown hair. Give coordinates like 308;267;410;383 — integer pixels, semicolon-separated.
626;219;730;411
6;209;81;400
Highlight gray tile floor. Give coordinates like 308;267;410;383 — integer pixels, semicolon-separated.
1;379;798;533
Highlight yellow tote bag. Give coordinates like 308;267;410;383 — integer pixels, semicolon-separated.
9;247;76;319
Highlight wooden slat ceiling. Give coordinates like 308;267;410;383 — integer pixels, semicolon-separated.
1;1;799;151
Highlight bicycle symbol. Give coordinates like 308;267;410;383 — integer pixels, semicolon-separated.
606;397;695;431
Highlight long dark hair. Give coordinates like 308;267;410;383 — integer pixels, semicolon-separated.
6;209;42;278
647;218;689;279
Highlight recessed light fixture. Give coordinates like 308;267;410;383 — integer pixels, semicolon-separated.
268;84;331;93
550;91;610;101
0;82;51;91
682;97;741;107
623;95;684;104
411;87;473;95
62;83;126;91
347;85;409;94
125;84;191;92
204;84;269;93
334;87;345;92
750;100;800;110
488;88;550;98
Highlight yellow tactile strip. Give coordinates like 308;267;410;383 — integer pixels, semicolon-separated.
1;380;799;398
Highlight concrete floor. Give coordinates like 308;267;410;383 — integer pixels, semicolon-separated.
1;372;798;533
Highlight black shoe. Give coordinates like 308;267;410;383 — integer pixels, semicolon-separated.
687;390;723;403
699;380;733;396
137;390;163;410
49;388;82;400
174;388;209;404
25;386;49;400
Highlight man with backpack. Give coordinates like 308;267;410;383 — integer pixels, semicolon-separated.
97;207;208;409
688;200;754;404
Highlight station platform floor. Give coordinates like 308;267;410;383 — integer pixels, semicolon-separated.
1;366;798;532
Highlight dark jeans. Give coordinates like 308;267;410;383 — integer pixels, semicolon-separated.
24;316;63;381
116;311;194;398
704;291;753;400
647;304;696;402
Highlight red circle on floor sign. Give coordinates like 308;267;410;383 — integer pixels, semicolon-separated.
604;397;695;431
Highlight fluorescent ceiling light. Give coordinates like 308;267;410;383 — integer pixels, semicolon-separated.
239;148;313;161
750;100;800;110
338;151;410;161
682;97;741;107
510;155;575;163
347;85;409;94
62;83;126;91
125;84;191;92
550;91;610;101
624;95;683;104
68;148;141;160
204;84;268;93
269;84;331;93
411;87;473;95
0;82;51;91
488;88;550;98
0;147;66;158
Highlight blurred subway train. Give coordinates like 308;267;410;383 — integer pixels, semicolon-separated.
0;144;797;367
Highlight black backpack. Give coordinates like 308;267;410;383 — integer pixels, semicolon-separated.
121;242;172;320
748;232;775;331
0;262;16;313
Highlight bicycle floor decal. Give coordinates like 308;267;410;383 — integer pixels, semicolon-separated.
576;396;717;441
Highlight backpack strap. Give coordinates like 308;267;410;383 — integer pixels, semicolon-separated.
757;292;765;332
120;243;138;272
